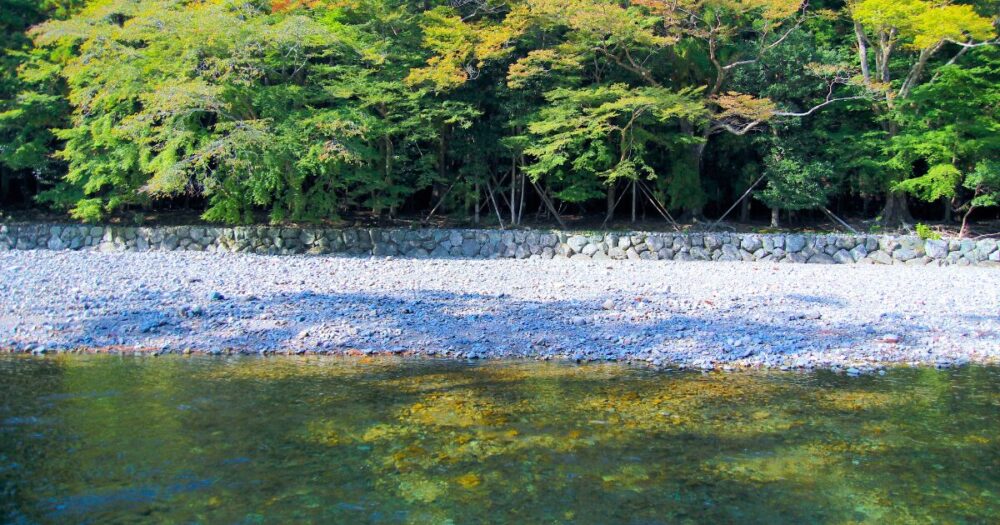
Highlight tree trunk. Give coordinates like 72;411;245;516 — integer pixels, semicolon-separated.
770;207;780;228
0;172;9;204
474;182;480;225
958;202;979;239
880;191;913;226
942;197;952;223
681;121;709;220
631;180;637;224
517;171;526;226
510;160;517;226
739;195;750;223
434;126;447;213
532;181;567;229
606;183;616;223
960;207;974;238
385;138;395;218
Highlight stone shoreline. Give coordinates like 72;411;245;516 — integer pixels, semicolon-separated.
3;344;995;373
2;250;998;372
2;222;999;266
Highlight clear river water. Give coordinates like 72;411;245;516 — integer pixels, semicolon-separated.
1;355;997;524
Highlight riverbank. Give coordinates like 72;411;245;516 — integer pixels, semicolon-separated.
2;250;998;371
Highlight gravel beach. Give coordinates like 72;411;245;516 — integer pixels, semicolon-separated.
1;250;998;370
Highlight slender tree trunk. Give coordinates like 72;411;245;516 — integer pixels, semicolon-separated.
435;125;448;213
879;105;915;224
679;120;708;220
688;144;708;220
485;178;505;229
0;172;9;204
960;207;974;238
375;139;386;217
739;196;750;223
631;180;637;224
517;171;526;226
385;137;395;218
606;183;616;223
510;159;516;226
942;197;952;223
474;182;480;225
770;207;780;228
532;181;567;229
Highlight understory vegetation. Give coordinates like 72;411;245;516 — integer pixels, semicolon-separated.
0;0;998;233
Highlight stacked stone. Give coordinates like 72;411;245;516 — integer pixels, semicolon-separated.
1;223;997;266
557;232;998;266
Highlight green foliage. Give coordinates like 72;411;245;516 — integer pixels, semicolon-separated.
915;223;941;240
852;0;994;51
1;0;999;228
0;0;79;202
965;160;1000;210
756;149;837;211
891;45;1000;224
523;84;707;202
896;164;963;202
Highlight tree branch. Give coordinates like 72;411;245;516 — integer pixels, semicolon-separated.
773;96;866;117
596;47;662;87
943;38;998;49
710;120;765;136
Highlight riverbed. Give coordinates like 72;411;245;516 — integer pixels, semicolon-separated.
1;355;997;523
1;251;998;369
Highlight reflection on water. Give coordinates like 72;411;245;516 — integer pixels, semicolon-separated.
0;355;997;524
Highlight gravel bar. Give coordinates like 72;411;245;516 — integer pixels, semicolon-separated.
2;250;998;371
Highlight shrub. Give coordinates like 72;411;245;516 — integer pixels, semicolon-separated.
915;223;942;240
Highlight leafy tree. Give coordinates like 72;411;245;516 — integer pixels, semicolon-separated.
892;46;999;233
756;146;837;227
848;0;996;224
415;0;862;220
958;160;1000;236
29;0;467;223
522;84;706;220
2;0;998;232
0;0;80;204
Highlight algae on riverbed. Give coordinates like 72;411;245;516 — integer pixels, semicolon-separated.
1;355;997;523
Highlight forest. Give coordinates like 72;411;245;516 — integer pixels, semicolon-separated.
0;0;998;234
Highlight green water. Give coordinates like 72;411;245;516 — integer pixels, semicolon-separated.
0;356;997;524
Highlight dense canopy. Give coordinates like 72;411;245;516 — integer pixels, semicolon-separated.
1;0;997;233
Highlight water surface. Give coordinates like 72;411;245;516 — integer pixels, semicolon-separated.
1;355;997;524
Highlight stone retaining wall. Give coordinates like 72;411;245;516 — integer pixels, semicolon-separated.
1;223;997;266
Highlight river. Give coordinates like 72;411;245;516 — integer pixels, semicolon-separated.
1;355;997;523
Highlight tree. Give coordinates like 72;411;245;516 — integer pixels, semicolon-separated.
0;0;79;204
755;146;837;228
414;0;861;220
29;0;422;222
4;0;999;231
522;84;706;222
958;160;1000;236
848;0;996;224
893;46;1000;235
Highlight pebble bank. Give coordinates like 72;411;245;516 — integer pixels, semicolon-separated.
2;250;998;371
